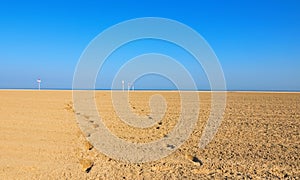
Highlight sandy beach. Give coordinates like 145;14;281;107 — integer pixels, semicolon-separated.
0;90;299;179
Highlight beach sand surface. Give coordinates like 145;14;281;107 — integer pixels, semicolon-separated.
0;90;299;179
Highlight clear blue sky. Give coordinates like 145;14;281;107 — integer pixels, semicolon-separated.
0;0;299;90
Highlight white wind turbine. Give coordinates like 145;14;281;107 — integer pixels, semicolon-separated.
37;78;41;90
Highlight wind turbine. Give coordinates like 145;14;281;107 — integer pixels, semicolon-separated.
37;78;41;90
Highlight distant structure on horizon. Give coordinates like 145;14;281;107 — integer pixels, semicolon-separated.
127;82;134;91
37;78;41;90
122;80;134;91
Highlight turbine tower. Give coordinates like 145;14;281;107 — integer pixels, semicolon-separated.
37;78;41;90
127;82;130;91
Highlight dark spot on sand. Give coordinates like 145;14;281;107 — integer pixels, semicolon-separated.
166;144;175;149
192;156;203;165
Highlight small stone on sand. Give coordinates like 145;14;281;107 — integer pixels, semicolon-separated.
84;141;93;150
79;159;94;173
185;154;203;166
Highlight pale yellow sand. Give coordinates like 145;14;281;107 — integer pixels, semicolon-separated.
0;90;299;179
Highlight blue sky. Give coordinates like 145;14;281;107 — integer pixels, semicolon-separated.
0;0;299;90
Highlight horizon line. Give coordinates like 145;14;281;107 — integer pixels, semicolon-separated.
0;88;300;93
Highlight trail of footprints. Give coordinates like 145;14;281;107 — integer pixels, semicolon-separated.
64;101;203;174
64;102;96;173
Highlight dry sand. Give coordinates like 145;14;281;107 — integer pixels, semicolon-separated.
0;90;299;179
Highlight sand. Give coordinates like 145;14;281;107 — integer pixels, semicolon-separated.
0;90;299;179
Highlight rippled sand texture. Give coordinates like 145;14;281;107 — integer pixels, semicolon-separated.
0;90;299;179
